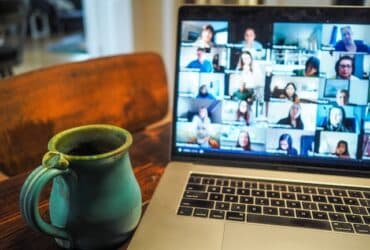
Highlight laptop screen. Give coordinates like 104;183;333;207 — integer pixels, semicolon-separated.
172;6;370;172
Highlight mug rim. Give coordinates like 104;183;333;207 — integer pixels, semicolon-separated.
48;124;133;161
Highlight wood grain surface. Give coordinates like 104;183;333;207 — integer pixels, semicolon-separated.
0;122;171;250
0;52;168;176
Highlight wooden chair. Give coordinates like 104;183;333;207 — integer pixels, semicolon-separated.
0;52;168;176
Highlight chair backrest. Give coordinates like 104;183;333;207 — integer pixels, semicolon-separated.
0;52;168;176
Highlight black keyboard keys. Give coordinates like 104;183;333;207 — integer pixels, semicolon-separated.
332;222;354;233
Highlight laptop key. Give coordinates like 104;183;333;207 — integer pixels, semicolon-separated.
359;199;370;207
297;194;311;201
237;188;250;196
350;206;367;215
346;214;363;224
312;195;327;203
208;186;221;193
328;213;346;222
231;204;246;212
279;208;295;217
240;196;254;204
333;190;348;197
312;211;329;220
353;224;370;234
344;198;359;206
177;206;193;216
364;192;370;199
255;198;269;206
335;205;350;213
186;184;206;191
222;187;236;195
327;196;343;204
247;214;331;231
252;190;265;197
318;188;332;196
247;205;262;214
181;199;214;209
303;187;317;194
271;199;285;207
282;192;296;200
287;200;301;209
193;208;209;218
210;210;225;220
332;222;354;233
348;191;363;199
225;195;238;203
209;193;223;201
296;210;312;219
215;202;230;210
302;202;318;210
362;216;370;224
267;191;280;198
226;211;245;222
184;191;208;200
263;206;278;215
318;204;334;212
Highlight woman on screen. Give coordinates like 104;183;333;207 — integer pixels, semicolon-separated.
236;100;251;126
236;130;251;151
333;140;350;158
277;133;298;156
323;106;352;132
277;103;304;129
281;82;299;103
193;24;214;49
236;51;264;89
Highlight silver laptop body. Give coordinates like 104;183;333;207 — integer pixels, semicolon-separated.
129;5;370;250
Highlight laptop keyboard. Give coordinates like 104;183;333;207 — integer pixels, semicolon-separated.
177;173;370;235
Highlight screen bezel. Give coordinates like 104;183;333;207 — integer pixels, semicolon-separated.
171;5;370;177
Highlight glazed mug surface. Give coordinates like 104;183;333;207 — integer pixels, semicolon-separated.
19;124;142;249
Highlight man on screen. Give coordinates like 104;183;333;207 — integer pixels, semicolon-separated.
334;55;359;80
335;26;369;53
186;48;213;73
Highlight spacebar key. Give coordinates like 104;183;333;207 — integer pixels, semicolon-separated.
247;214;331;230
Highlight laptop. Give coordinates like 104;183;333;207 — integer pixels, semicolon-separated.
129;5;370;250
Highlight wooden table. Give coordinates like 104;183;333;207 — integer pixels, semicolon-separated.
0;122;171;250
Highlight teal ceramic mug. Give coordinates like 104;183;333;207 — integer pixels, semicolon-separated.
19;124;142;250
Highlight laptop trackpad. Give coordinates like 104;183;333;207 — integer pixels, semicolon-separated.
222;222;368;250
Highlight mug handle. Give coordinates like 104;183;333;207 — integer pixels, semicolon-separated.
19;151;72;240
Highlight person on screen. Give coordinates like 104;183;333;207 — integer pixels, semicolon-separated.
280;82;299;103
293;56;320;77
241;27;264;59
186;48;213;73
193;24;214;49
333;140;350;158
335;89;349;106
231;81;255;102
236;51;264;88
236;100;251;126
277;103;304;129
277;133;298;156
192;106;211;146
334;26;369;53
236;130;251;151
334;55;359;80
196;84;215;100
323;106;352;132
212;54;225;73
